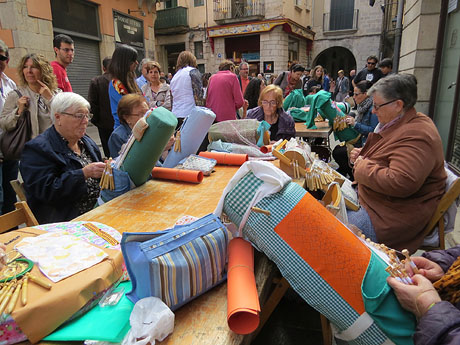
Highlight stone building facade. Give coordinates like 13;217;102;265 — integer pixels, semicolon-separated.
154;0;313;77
310;0;384;79
0;0;157;97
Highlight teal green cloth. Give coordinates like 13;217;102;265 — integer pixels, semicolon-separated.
44;282;134;342
289;108;310;122
257;121;271;147
306;90;359;142
121;107;177;186
362;253;416;345
283;89;306;110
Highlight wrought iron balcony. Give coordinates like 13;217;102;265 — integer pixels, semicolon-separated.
213;0;265;25
155;6;189;34
323;9;359;33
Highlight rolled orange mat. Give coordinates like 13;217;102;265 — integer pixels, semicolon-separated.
151;167;203;183
260;145;273;154
227;237;260;334
199;152;248;165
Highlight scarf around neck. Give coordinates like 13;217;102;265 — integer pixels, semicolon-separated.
356;96;373;123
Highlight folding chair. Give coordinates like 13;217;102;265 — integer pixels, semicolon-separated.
0;201;38;233
419;172;460;251
9;179;27;202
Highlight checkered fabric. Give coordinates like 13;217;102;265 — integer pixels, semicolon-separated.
223;173;392;345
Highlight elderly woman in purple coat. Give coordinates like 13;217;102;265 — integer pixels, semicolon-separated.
244;84;295;142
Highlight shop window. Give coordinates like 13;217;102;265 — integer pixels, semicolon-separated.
194;41;204;59
194;0;204;6
288;37;299;62
51;0;99;40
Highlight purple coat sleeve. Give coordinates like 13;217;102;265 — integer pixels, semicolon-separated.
422;245;460;273
414;301;460;345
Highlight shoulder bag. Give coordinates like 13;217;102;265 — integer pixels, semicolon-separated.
1;90;32;160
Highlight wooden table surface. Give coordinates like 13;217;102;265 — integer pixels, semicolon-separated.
295;122;332;139
74;165;268;345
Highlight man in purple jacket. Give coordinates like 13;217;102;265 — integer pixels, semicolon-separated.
388;245;460;344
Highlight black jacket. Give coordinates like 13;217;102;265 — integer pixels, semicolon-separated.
88;72;114;131
20;125;102;224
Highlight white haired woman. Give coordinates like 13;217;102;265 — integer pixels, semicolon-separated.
348;74;446;253
20;92;105;224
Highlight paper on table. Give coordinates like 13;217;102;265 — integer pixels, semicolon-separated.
227;237;260;334
15;232;108;282
199;151;248;165
152;167;204;183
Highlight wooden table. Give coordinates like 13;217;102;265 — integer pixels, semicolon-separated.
295;123;333;161
295;122;332;142
74;165;277;345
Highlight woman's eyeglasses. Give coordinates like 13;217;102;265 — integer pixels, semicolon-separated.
60;112;93;121
261;100;277;106
373;99;398;111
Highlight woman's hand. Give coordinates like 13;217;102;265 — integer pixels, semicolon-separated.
345;115;355;126
242;99;249;119
82;162;106;179
408;257;444;282
387;274;441;318
37;80;53;101
165;135;175;152
17;96;30;115
349;148;362;164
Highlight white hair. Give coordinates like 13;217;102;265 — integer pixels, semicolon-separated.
50;92;90;124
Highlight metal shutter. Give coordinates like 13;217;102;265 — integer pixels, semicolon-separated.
66;37;101;99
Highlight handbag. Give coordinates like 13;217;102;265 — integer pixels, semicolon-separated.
121;213;228;310
1;90;32;160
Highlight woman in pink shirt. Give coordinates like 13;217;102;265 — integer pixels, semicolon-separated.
205;60;244;122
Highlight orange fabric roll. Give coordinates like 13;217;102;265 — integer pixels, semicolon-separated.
227;237;260;335
151;167;203;183
199;152;248;165
260;145;273;154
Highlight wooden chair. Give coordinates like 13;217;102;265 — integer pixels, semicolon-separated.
419;176;460;251
9;179;27;202
0;201;38;233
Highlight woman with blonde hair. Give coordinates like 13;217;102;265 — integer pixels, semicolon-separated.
170;51;203;126
246;85;295;141
1;53;59;212
141;61;171;110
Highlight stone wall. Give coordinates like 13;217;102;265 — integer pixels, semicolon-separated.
399;0;441;115
311;0;383;70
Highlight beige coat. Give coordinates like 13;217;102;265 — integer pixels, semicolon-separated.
354;108;447;253
0;86;55;139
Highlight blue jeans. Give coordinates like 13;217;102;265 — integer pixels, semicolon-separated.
347;206;378;242
0;159;19;214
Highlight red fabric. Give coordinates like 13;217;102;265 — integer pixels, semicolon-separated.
206;70;244;122
51;61;72;92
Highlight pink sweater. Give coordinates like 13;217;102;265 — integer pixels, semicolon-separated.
206;70;244;122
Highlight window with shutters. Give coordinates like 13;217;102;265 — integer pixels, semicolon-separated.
194;0;204;6
330;0;354;31
194;41;204;59
165;0;178;8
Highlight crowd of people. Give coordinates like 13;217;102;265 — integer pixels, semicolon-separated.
0;34;458;344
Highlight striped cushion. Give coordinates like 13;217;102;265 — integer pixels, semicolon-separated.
121;214;228;310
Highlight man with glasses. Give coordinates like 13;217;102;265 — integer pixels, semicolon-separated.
352;55;383;88
0;40;17;216
237;61;252;95
51;34;75;92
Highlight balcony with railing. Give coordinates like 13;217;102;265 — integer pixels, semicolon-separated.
155;6;189;34
213;0;265;25
323;9;359;33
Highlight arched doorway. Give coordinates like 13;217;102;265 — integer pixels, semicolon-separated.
313;47;356;79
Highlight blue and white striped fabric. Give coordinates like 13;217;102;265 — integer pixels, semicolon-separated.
121;214;228;310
